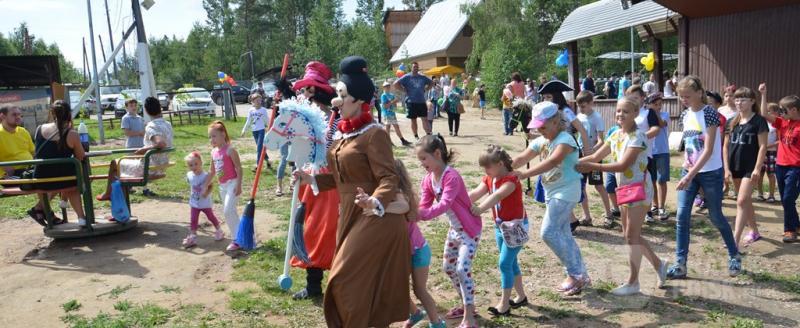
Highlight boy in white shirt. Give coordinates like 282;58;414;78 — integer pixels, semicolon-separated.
575;91;612;225
241;93;271;170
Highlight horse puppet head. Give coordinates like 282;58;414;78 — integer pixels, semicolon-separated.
263;98;328;172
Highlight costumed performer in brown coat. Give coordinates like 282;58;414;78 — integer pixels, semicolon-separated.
294;56;410;327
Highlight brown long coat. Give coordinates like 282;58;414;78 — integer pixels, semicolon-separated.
316;124;411;328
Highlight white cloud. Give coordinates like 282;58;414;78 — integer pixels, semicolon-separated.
0;0;68;12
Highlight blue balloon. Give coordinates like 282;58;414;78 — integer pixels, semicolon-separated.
217;71;225;79
555;50;569;67
398;63;407;71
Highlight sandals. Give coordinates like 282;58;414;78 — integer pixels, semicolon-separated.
445;307;476;320
275;189;284;197
756;195;766;202
27;208;65;226
743;231;762;246
403;309;426;328
578;217;593;227
767;196;776;203
487;306;511;317
557;275;591;296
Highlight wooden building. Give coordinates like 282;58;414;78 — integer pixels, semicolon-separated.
382;10;422;59
389;0;477;71
550;0;800;132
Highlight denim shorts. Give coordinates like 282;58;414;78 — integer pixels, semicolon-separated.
605;172;617;194
653;153;671;183
411;243;432;269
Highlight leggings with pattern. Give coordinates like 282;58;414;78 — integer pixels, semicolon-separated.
442;228;480;306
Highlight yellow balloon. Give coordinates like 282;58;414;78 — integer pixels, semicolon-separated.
640;56;648;65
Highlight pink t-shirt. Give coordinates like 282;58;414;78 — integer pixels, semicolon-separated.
507;81;525;99
212;144;238;183
408;221;425;252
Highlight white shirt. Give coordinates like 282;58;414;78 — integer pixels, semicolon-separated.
635;107;657;158
643;81;657;95
242;106;270;133
577;111;605;149
187;171;213;208
664;78;675;97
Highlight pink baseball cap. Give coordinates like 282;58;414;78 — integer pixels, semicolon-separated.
528;101;559;129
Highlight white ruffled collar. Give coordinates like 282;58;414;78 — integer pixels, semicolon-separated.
333;122;383;140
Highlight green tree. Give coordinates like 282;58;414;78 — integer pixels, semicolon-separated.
292;0;345;70
402;0;440;11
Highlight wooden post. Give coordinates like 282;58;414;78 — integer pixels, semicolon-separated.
678;17;690;77
567;41;579;98
653;38;664;92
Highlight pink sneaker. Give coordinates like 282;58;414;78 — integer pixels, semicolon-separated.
182;234;197;248
226;242;240;252
214;229;224;241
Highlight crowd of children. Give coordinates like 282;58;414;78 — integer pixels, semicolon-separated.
153;67;799;327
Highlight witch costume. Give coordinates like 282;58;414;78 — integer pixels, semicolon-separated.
313;56;411;327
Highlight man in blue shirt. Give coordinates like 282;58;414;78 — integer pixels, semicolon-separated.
617;70;632;99
393;62;433;138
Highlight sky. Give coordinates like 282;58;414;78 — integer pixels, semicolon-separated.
0;0;405;72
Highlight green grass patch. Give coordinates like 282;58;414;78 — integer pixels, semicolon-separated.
537;289;562;303
62;299;81;312
593;280;616;295
744;271;800;295
61;302;172;328
154;285;182;294
704;308;764;328
98;284;136;299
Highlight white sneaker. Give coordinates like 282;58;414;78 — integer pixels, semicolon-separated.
645;212;655;223
610;282;640;296
78;218;87;227
657;258;669;289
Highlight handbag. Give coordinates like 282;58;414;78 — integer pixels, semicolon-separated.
616;170;647;205
110;180;131;223
457;102;465;114
491;178;529;247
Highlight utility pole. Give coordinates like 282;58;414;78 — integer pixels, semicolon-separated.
82;37;89;82
87;0;105;143
103;0;118;80
98;35;110;83
132;0;157;121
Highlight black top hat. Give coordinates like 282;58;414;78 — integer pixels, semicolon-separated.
537;80;573;95
338;56;374;103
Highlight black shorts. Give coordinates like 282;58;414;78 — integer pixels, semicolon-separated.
647;157;658;185
406;102;428;119
586;171;603;185
731;170;752;179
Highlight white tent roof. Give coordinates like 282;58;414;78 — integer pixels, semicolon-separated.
389;0;479;63
597;51;678;60
550;0;677;45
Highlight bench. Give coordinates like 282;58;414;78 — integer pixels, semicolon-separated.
162;108;210;126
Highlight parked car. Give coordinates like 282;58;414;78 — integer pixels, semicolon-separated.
114;89;143;118
174;87;215;116
99;86;124;112
69;90;96;116
157;90;170;110
211;85;250;105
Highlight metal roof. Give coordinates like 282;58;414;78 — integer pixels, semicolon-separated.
0;55;61;87
549;0;677;45
389;0;479;63
597;51;678;60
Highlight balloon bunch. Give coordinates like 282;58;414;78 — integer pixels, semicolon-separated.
395;63;407;78
555;49;569;67
640;52;655;71
217;71;238;86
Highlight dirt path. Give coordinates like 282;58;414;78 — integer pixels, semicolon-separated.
1;103;799;327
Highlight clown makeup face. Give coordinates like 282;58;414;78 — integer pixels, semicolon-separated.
301;86;316;99
332;81;363;119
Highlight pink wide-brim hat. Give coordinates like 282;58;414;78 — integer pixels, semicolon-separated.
292;61;335;95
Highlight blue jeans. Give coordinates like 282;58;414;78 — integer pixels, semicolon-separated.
675;168;738;264
776;165;800;232
541;198;586;277
503;109;513;135
277;142;290;180
604;172;617;195
252;129;267;163
495;220;527;289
